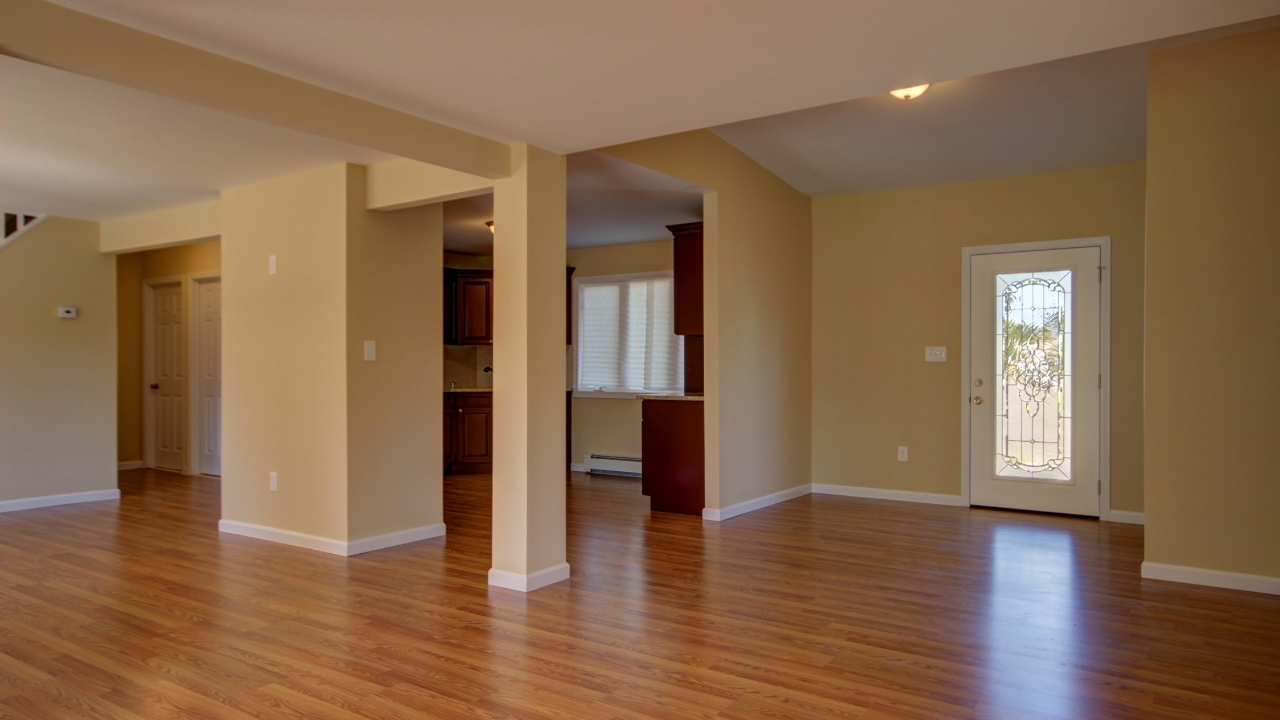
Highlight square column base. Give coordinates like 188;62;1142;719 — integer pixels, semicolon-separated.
488;563;571;592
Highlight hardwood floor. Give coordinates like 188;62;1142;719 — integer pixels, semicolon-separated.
0;470;1277;719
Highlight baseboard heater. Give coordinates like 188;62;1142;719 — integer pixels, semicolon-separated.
584;454;642;477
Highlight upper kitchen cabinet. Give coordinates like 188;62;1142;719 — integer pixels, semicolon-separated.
444;269;493;345
667;222;703;336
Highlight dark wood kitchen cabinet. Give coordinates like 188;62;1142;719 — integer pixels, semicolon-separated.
641;398;705;515
444;269;493;345
667;222;703;336
443;393;458;466
444;392;492;474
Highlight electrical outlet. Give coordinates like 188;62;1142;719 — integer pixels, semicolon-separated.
898;446;909;462
925;346;947;362
364;340;376;361
269;472;278;492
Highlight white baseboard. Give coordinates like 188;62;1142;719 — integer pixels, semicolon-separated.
117;461;144;471
219;520;346;554
1107;510;1145;525
812;484;967;507
1142;562;1280;596
489;562;571;592
703;484;812;521
569;463;586;473
0;489;121;514
345;524;447;555
218;520;446;557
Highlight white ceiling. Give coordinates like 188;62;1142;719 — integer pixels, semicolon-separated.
47;0;1280;155
8;3;1280;223
0;55;395;220
712;45;1149;197
566;152;704;248
444;153;705;255
443;194;494;256
712;19;1280;197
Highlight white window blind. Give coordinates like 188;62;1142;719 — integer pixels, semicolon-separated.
576;275;683;395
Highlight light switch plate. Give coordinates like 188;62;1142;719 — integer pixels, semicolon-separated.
364;340;377;361
898;446;909;462
268;255;277;275
925;346;947;362
269;472;278;492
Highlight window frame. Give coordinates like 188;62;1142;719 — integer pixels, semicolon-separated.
571;270;683;400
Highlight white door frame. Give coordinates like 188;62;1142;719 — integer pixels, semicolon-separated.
142;275;187;472
961;237;1112;519
187;271;221;476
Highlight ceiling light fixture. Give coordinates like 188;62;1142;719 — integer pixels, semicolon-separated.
486;221;494;233
890;84;930;100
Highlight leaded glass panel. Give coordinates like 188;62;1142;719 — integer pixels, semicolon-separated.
994;270;1072;481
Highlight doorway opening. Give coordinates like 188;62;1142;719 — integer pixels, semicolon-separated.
120;239;222;477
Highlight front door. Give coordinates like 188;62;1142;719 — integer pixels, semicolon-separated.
149;282;187;471
969;246;1101;516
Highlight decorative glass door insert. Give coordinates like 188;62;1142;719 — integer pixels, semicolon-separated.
995;271;1072;481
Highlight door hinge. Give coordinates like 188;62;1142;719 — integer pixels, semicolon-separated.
1098;265;1104;282
1098;482;1102;495
1098;374;1102;389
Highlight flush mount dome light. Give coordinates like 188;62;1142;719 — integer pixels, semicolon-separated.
890;84;930;100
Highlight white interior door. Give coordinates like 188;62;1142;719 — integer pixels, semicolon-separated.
969;247;1101;516
197;280;222;476
149;282;187;471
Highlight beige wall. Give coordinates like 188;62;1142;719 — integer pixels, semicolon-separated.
567;239;674;464
116;239;222;463
222;164;352;540
1;218;117;502
100;200;219;254
345;166;443;540
1145;28;1280;578
601;130;813;508
140;240;221;279
812;162;1146;511
222;164;441;543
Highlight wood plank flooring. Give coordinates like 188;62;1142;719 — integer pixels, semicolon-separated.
0;469;1277;719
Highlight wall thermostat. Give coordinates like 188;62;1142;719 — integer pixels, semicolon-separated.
57;307;78;319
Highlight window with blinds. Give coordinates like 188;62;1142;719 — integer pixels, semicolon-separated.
576;274;683;395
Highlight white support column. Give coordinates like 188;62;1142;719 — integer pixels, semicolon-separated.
489;144;569;592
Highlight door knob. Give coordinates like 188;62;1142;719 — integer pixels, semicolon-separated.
150;383;160;390
971;396;984;405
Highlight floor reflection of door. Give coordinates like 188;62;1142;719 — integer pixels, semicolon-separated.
986;525;1081;720
969;246;1102;516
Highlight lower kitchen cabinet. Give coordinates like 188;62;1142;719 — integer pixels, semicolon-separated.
641;398;705;515
444;395;458;466
445;392;492;474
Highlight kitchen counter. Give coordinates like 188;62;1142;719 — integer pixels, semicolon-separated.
446;388;492;392
637;394;704;402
